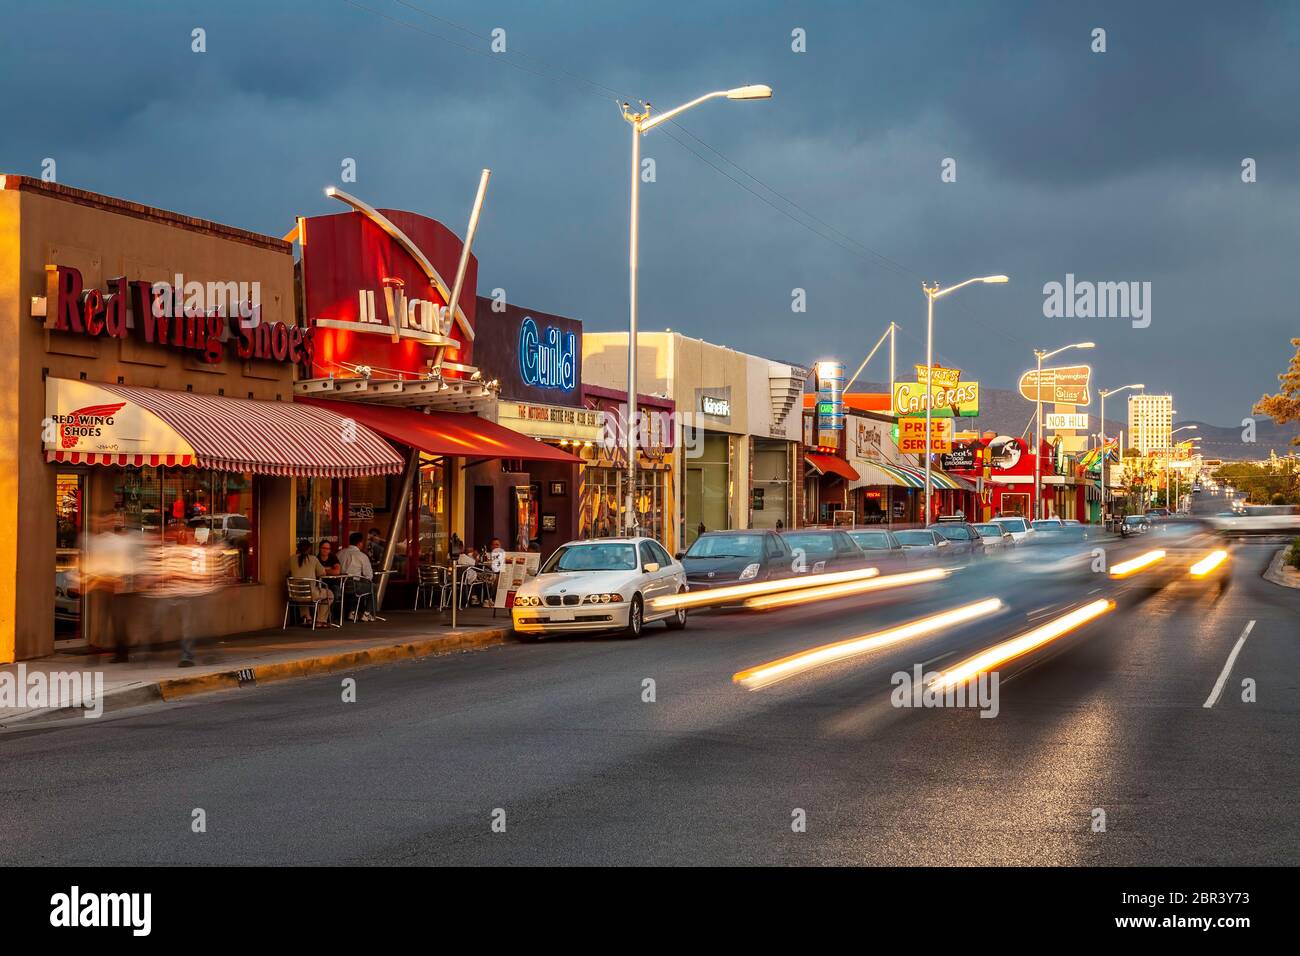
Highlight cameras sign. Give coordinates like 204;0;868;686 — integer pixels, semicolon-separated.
893;365;979;418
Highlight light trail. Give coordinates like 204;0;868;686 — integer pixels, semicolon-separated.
932;598;1115;690
742;567;946;610
651;566;881;612
1109;550;1166;578
1189;549;1229;578
732;597;1004;690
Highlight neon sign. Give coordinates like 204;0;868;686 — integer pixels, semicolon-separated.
519;316;576;390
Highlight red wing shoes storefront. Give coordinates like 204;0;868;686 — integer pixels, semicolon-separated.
0;175;583;663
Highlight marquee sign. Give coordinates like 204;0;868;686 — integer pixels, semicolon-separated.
895;417;953;454
39;265;309;367
1018;365;1092;406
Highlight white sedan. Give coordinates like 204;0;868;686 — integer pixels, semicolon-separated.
511;537;688;639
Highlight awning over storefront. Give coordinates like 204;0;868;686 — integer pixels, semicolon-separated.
43;379;404;477
805;453;860;482
848;460;910;489
862;460;977;492
298;397;582;464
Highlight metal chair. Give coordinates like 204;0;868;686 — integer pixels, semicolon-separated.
284;577;333;630
338;574;379;624
414;564;451;611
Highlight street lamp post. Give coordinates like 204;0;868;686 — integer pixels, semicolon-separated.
1169;424;1198;511
921;276;1008;523
1032;341;1095;520
1099;383;1144;524
620;84;771;537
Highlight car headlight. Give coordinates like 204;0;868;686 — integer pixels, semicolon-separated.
516;595;538;607
739;562;761;581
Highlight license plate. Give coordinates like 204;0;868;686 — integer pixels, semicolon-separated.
547;612;575;622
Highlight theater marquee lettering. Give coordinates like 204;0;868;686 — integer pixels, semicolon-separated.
40;264;311;367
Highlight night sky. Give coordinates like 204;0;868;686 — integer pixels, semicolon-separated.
3;0;1296;424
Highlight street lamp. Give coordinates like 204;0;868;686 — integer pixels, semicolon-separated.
1098;383;1144;522
921;275;1008;523
1032;341;1095;519
620;84;772;536
1169;424;1198;510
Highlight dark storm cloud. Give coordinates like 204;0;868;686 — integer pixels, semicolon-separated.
1;0;1295;423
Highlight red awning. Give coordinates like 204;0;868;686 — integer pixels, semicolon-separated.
45;381;404;477
298;398;582;464
805;453;860;482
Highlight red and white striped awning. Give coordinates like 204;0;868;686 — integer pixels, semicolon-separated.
44;379;404;477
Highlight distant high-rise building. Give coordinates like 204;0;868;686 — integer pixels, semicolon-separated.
1128;393;1173;456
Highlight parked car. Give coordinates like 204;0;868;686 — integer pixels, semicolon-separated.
1030;518;1064;532
188;512;251;544
972;522;1016;553
511;537;686;640
846;528;907;571
679;530;793;591
929;522;986;561
779;529;867;573
892;528;951;565
991;516;1034;543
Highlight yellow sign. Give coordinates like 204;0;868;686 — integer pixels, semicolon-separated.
893;381;980;418
1018;365;1092;406
895;417;953;454
914;364;962;389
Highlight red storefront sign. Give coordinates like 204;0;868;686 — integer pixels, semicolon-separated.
299;200;478;379
42;265;310;367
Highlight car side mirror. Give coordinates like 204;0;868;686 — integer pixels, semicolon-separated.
643;562;660;573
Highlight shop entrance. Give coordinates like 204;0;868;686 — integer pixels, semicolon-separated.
54;472;86;644
685;432;730;546
1000;492;1031;518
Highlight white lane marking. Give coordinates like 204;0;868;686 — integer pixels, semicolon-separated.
1203;620;1255;709
919;650;957;668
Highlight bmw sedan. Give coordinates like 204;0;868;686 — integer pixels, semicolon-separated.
511;538;687;640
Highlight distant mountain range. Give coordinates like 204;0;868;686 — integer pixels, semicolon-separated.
847;381;1300;460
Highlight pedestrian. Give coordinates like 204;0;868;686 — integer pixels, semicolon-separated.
775;519;784;530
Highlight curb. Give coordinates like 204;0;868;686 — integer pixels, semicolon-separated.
1263;547;1300;589
3;627;510;726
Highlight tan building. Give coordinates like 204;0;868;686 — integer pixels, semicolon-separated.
0;176;403;663
1128;392;1173;456
583;331;804;549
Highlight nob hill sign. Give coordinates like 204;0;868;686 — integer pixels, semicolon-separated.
38;265;311;367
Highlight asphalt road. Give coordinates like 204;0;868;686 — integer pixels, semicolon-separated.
3;495;1296;865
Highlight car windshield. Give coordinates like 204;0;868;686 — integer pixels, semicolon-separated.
1123;516;1144;525
1031;520;1061;529
973;524;1003;538
894;531;933;546
782;533;833;552
932;525;969;541
996;518;1027;533
542;543;638;573
849;531;891;550
686;534;764;558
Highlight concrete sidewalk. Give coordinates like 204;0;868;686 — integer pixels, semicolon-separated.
0;606;512;727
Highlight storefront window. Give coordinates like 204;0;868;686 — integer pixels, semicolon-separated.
580;466;621;539
685;432;731;545
751;439;790;530
54;473;85;642
347;473;390;544
111;467;257;582
295;478;337;550
415;455;449;572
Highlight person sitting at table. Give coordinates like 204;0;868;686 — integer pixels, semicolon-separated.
317;539;341;575
337;532;376;621
290;540;334;625
456;546;480;605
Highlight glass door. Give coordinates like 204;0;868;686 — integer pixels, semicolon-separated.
54;471;86;644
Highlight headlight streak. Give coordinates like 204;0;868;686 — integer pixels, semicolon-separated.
732;597;1004;691
1189;550;1228;578
1109;549;1166;578
932;598;1115;691
741;567;947;610
650;566;884;612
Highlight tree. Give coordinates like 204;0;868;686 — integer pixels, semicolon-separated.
1254;337;1300;445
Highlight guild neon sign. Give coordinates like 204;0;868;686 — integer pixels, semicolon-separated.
519;316;576;390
